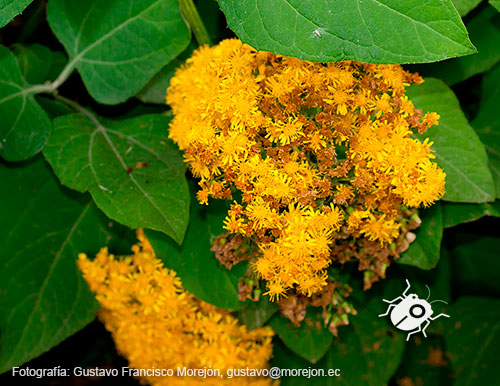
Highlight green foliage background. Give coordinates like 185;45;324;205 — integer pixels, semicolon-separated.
1;0;500;384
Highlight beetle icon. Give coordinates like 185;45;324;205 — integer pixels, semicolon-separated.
379;279;450;341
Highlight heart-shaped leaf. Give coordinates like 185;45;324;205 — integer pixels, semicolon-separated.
43;113;189;244
0;157;132;373
47;0;191;104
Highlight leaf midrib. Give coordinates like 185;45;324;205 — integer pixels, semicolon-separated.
81;112;179;240
65;0;163;72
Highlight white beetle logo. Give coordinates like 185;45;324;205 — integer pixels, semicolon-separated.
379;279;450;341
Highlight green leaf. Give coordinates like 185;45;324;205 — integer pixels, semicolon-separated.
398;203;443;270
0;0;33;28
238;296;278;330
407;78;496;202
47;0;191;105
0;45;51;161
472;64;500;198
452;0;482;16
272;303;405;385
490;0;500;12
0;157;131;373
450;234;500;296
216;0;475;64
136;43;195;105
443;201;500;228
43;113;189;244
444;297;500;385
421;7;500;86
145;198;246;310
270;308;332;363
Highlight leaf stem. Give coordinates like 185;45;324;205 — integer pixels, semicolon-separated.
50;60;77;90
53;94;101;127
178;0;211;46
17;60;77;100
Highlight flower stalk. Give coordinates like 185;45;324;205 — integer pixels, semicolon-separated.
178;0;212;46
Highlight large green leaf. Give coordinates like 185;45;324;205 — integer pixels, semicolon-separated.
443;201;500;228
0;0;33;28
0;45;51;161
444;297;500;385
47;0;190;105
472;64;500;198
407;78;495;202
398;203;443;270
145;198;247;310
272;302;405;385
43;113;189;244
422;7;500;86
452;0;482;16
270;308;332;363
0;157;132;373
216;0;475;64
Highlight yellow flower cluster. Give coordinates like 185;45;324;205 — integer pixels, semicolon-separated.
78;230;274;386
167;39;445;300
254;204;343;300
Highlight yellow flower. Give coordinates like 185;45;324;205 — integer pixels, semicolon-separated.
266;116;305;145
360;214;401;245
245;197;280;230
78;230;274;386
264;281;288;302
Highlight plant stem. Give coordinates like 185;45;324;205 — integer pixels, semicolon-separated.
18;60;77;100
178;0;211;46
53;94;101;126
50;60;77;90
